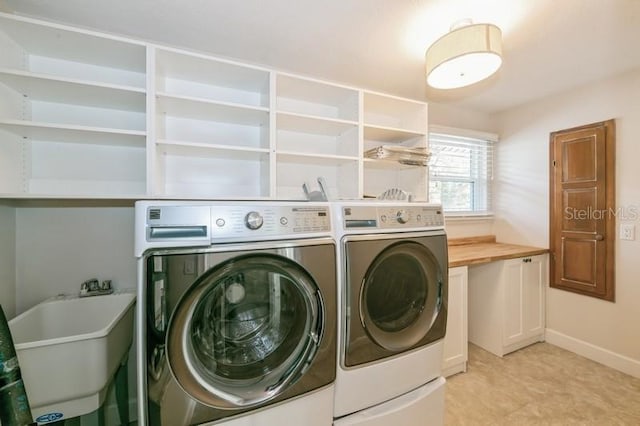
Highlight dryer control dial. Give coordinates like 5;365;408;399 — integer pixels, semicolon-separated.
396;210;409;224
244;211;264;230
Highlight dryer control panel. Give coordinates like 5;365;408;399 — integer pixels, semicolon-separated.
342;204;444;229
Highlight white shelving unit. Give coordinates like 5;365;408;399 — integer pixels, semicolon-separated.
152;47;272;198
0;12;429;201
275;74;360;200
362;92;428;200
0;13;147;197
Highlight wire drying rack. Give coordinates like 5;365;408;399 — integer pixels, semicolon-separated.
364;145;431;166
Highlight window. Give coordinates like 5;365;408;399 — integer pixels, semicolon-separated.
428;128;496;215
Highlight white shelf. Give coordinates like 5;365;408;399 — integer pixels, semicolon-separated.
276;112;359;158
277;74;359;121
0;119;146;147
363;158;425;170
277;112;357;136
27;178;146;197
156;93;269;126
157;139;269;161
156;47;270;108
363;166;428;201
277;151;358;165
0;12;146;87
276;156;359;201
364;125;425;143
156;145;270;199
0;68;146;112
363;91;427;134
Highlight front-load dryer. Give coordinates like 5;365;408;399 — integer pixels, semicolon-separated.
134;201;336;426
331;201;447;425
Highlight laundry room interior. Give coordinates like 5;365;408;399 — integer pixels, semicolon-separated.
0;0;639;425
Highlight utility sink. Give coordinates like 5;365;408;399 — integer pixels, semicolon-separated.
8;291;136;423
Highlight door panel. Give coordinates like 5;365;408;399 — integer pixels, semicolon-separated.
561;238;597;285
523;256;544;336
563;189;598;233
562;136;597;182
503;260;523;345
549;120;615;301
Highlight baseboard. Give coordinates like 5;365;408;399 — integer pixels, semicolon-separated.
442;361;467;378
545;328;640;379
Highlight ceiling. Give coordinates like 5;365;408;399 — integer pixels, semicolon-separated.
2;0;639;114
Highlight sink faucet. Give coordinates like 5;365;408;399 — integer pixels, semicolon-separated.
80;278;114;297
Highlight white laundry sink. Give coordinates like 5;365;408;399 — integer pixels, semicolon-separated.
8;291;136;423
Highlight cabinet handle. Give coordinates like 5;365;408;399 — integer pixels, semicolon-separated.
595;234;604;241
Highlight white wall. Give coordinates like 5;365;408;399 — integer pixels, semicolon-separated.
444;218;494;239
0;203;16;318
494;69;640;366
15;206;137;313
429;102;498;134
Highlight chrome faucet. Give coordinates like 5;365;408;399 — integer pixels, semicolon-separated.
80;278;114;297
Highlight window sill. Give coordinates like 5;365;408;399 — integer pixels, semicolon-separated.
443;213;494;222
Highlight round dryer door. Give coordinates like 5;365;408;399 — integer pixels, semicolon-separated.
360;241;443;352
166;253;323;409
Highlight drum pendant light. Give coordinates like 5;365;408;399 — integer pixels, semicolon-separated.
425;20;502;89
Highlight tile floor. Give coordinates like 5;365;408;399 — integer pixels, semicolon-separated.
445;343;640;425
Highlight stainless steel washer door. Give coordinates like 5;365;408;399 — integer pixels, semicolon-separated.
166;253;323;409
343;233;447;367
360;242;440;351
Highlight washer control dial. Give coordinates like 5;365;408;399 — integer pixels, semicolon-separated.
396;209;409;224
244;211;264;230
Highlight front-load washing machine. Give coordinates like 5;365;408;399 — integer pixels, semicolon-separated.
134;201;336;426
331;201;447;425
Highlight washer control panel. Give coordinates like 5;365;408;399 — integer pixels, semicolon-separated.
210;205;331;239
343;204;444;229
144;203;331;244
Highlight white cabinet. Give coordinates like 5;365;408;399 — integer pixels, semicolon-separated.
0;13;147;197
468;254;547;357
0;12;429;201
442;266;468;377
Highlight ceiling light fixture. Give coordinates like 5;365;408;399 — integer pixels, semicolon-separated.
425;19;502;90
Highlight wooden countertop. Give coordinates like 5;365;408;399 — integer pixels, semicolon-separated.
448;235;548;267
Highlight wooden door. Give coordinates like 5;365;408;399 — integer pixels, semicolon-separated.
549;120;615;301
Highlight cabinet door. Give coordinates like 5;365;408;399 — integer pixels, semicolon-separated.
442;266;467;376
503;255;546;347
522;254;546;338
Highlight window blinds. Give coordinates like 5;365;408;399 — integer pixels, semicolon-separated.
428;131;495;215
